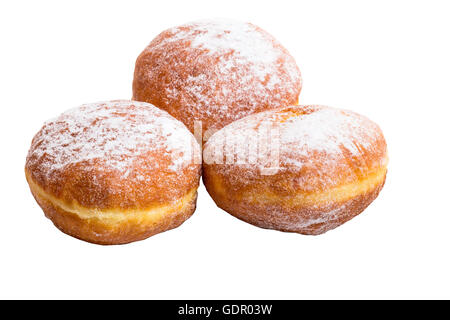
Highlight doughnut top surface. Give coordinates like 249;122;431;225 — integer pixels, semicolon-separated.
26;100;201;208
204;105;388;192
133;19;302;133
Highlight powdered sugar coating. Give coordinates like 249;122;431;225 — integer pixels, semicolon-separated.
204;105;388;192
27;100;199;177
133;19;302;133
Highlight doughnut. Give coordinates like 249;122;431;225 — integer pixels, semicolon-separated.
202;105;388;235
133;19;302;136
25;100;201;245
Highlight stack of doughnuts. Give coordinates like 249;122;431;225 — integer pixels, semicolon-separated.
26;19;387;244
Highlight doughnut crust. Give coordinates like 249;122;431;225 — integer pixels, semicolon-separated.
133;19;302;135
203;105;388;235
25;100;201;245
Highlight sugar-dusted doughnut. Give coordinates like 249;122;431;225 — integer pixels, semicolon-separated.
25;100;201;245
133;19;302;136
203;105;388;235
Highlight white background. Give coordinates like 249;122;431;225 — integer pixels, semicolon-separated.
1;0;449;299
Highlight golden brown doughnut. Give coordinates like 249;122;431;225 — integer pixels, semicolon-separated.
25;100;201;245
203;105;388;235
133;19;302;135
